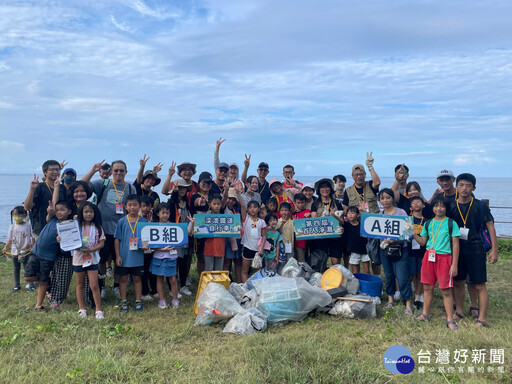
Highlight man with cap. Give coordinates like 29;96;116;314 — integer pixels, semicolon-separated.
211;162;230;195
162;161;198;201
241;155;271;204
61;168;77;189
214;137;244;191
342;152;381;214
429;169;457;203
134;154;163;207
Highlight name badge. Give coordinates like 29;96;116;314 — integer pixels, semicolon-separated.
459;227;469;240
116;203;124;214
428;248;436;262
83;254;92;267
284;242;292;254
129;237;138;251
250;227;259;237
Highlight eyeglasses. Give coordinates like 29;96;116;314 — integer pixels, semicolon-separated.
47;167;61;172
353;173;365;178
217;169;228;173
112;169;126;173
258;168;269;173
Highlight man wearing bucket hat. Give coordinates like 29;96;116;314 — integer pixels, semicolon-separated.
161;161;198;203
134;154;163;207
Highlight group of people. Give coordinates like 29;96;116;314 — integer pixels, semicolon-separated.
3;138;498;330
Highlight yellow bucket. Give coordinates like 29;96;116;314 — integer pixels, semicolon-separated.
321;267;343;290
193;271;231;314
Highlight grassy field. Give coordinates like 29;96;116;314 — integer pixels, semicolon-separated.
0;242;511;384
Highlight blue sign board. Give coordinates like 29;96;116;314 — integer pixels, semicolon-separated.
137;222;189;248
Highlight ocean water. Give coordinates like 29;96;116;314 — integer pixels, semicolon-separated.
1;174;510;242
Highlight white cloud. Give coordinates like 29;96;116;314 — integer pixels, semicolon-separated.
110;15;134;33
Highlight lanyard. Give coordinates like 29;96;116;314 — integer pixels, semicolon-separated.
214;180;224;194
456;197;473;228
112;181;127;203
322;200;332;214
353;185;365;201
44;181;53;195
383;207;395;215
412;216;424;234
431;217;446;246
281;220;293;242
126;215;140;237
258;181;267;195
82;224;94;245
250;216;259;228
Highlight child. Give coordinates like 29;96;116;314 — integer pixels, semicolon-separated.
259;213;281;275
259;204;267;220
203;194;227;271
73;202;105;319
223;188;246;282
3;206;34;292
448;173;498;327
24;200;72;311
139;195;157;301
277;202;294;261
408;196;427;309
149;203;194;309
269;178;298;213
301;183;316;210
379;188;414;316
266;197;279;218
292;193;311;263
114;194;148;312
408;195;460;331
343;206;370;274
241;200;267;282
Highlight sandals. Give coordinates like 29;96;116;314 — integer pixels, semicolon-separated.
475;319;489;328
446;320;459;331
383;302;396;310
404;307;414;316
415;313;432;322
469;306;480;319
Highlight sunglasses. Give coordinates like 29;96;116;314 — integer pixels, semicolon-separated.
112;169;126;173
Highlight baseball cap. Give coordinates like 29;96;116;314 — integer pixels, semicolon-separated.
199;171;213;183
63;168;77;177
351;164;365;174
217;162;229;170
437;169;454;178
258;162;269;169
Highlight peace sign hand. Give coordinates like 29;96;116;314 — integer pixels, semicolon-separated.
60;160;68;170
47;200;55;216
216;137;226;150
366;152;374;168
30;174;40;190
153;162;164;174
91;160;105;173
168;161;176;176
140;154;150;168
244;154;251;168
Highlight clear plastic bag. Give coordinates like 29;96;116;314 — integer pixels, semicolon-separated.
330;264;360;294
308;272;323;288
252;276;333;325
240;289;259;309
228;283;248;303
328;294;377;319
195;283;245;326
222;307;267;335
280;258;302;278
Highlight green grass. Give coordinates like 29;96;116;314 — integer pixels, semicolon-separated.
0;244;511;383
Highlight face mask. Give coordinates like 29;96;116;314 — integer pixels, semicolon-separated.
64;176;76;185
14;216;25;224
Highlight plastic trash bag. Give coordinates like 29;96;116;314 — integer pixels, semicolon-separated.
229;283;248;303
309;249;329;273
252;276;332;325
298;262;315;280
240;289;259;309
195;283;245;326
330;264;359;294
328;294;377;319
245;269;276;290
280;258;302;278
308;272;323;288
222;308;267;335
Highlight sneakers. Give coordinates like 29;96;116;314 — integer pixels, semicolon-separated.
119;301;129;312
141;294;154;301
95;311;104;320
186;277;192;286
134;301;143;311
100;287;106;299
180;286;192;296
78;309;87;318
26;282;36;292
106;267;113;276
158;299;168;309
12;286;21;292
172;299;180;309
112;286;121;299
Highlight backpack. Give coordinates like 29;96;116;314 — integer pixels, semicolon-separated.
92;179;110;205
479;202;492;252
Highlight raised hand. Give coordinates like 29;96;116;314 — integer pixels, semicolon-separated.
243;154;251;168
30;174;40;190
140;154;150;168
47;200;55;216
91;160;106;173
366;152;374;169
216;137;226;150
54;179;60;189
60;160;68;169
153;162;164;174
168;161;176;176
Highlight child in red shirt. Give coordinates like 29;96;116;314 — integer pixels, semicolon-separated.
293;193;311;262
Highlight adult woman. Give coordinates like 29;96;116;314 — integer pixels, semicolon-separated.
379;188;414;315
310;178;344;270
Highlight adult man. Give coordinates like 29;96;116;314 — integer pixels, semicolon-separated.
82;160;137;297
210;162;229;195
24;160;66;236
241;157;271;203
282;165;303;190
342;153;381;214
430;169;457;203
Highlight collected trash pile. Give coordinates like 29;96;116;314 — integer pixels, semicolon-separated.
194;259;382;335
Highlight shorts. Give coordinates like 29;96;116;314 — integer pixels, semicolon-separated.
24;254;55;283
72;264;99;273
242;247;257;260
349;253;371;265
150;257;177;277
421;252;453;289
408;254;422;275
100;234;115;264
453;247;487;284
116;265;145;277
225;238;242;259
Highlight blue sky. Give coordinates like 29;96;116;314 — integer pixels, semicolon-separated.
0;0;511;178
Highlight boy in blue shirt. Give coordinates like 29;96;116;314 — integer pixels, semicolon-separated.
114;194;147;311
24;200;72;311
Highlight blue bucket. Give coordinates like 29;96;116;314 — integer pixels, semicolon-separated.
354;273;383;298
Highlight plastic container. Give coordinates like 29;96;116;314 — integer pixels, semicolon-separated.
260;277;300;303
353;273;383;298
193;271;231;314
321;267;343;290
